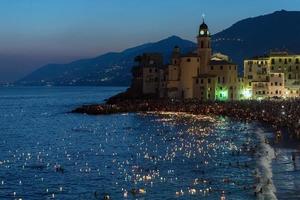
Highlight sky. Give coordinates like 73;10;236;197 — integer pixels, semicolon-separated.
0;0;299;82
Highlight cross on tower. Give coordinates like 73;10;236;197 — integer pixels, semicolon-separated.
202;14;205;23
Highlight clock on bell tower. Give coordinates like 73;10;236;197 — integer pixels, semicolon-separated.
197;18;212;73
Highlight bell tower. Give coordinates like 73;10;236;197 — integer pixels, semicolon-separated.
197;17;212;73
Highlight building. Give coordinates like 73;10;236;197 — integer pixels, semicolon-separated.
133;20;240;101
244;52;300;99
131;53;163;98
131;21;300;101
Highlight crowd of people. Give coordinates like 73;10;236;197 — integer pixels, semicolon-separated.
73;98;300;139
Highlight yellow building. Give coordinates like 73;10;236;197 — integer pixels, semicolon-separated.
244;52;300;99
159;20;240;101
131;24;300;101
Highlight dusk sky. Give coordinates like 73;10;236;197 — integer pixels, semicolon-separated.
0;0;299;82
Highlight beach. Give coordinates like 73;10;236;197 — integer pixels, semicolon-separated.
73;98;300;139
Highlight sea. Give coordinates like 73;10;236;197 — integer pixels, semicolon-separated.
0;86;299;200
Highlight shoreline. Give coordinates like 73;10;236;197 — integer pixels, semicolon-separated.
72;98;300;140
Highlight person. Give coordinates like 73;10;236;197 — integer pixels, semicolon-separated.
292;153;296;162
292;153;296;170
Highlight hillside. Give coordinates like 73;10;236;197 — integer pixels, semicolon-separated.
17;36;195;86
17;10;300;86
212;10;300;68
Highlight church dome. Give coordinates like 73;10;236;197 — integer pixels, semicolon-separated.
200;22;208;30
198;20;210;37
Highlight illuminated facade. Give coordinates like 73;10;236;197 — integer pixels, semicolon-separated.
244;52;300;99
133;20;240;101
131;22;300;101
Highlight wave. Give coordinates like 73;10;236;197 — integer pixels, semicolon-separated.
255;128;277;200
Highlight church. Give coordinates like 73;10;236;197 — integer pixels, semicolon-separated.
131;20;241;101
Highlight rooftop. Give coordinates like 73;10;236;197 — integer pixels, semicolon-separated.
181;52;198;58
209;60;236;65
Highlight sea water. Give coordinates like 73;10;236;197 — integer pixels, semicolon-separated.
0;86;299;199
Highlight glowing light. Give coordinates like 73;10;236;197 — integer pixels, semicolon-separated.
242;89;252;99
216;89;228;101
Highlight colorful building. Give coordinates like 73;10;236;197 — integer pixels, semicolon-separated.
132;20;240;101
244;52;300;99
131;22;300;101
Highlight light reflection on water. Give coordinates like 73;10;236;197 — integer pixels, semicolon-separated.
0;87;299;199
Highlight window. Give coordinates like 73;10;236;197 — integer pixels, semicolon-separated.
222;77;225;83
201;41;204;48
284;59;287;64
249;67;252;72
248;75;253;79
229;66;231;70
187;58;191;62
201;79;204;84
296;58;299;64
279;58;282;62
196;79;199;84
279;74;281;77
275;82;278;86
211;66;214;70
208;78;211;83
220;65;223;70
149;69;152;73
218;77;220;83
271;66;274;70
271;59;275;64
289;74;292;79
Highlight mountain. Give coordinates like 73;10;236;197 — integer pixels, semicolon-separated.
212;10;300;71
17;36;195;86
17;10;300;86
